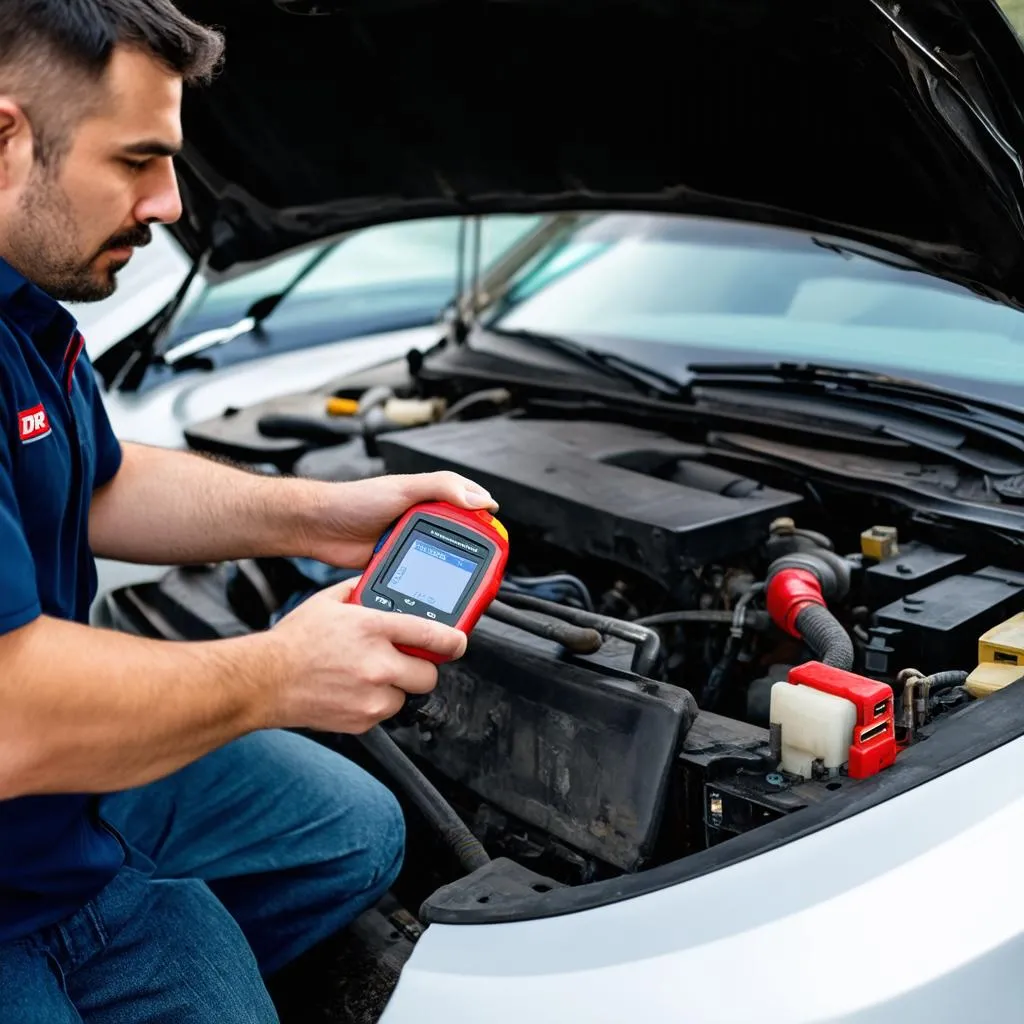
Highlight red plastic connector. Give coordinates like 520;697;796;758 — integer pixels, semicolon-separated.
766;569;826;637
788;662;897;779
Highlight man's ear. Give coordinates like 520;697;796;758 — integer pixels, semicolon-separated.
0;98;34;191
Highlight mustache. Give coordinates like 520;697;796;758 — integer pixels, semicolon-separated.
95;224;153;258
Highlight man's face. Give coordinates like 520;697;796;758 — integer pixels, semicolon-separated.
0;46;184;302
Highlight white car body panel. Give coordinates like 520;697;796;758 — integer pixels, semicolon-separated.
382;735;1024;1023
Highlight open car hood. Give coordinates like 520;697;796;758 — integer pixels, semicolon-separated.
172;0;1024;306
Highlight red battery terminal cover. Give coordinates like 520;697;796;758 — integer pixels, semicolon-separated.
787;662;897;779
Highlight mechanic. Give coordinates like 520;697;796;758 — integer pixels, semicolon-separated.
0;2;497;1020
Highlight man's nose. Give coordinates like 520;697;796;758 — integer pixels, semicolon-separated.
134;160;183;226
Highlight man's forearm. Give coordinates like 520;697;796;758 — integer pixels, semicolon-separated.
0;616;280;799
89;442;321;565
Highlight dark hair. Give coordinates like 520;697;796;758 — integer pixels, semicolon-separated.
0;0;224;164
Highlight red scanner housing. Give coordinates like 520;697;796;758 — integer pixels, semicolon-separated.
787;662;897;779
348;501;509;663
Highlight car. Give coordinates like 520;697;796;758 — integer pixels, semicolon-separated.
93;0;1024;1021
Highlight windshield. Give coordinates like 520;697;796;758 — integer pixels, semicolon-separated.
483;213;1024;400
177;214;541;340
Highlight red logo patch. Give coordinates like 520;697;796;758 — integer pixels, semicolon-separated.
18;404;51;444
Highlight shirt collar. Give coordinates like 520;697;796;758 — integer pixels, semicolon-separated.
0;256;79;351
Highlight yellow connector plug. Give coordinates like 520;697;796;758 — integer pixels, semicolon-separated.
861;526;899;562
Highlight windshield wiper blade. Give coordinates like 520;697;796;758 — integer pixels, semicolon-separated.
490;327;687;399
162;239;342;367
688;361;937;390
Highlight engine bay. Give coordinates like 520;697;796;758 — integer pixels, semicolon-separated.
98;362;1024;930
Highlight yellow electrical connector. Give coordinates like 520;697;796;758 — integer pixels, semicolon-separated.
860;525;899;562
966;612;1024;698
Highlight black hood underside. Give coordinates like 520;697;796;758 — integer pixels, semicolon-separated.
172;0;1024;306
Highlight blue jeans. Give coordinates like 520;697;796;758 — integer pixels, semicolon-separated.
0;730;405;1022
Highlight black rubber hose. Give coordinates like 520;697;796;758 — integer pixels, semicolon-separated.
440;387;512;423
487;600;603;654
698;585;768;710
257;414;362;443
923;670;970;694
793;527;835;552
636;609;773;632
702;632;742;709
499;590;661;676
794;603;855;671
504;573;594;611
358;726;491;874
634;610;735;626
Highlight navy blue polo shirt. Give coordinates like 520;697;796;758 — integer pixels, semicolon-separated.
0;257;126;943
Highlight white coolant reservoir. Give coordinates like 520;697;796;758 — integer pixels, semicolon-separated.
769;681;857;778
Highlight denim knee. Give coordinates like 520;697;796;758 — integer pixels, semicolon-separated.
211;762;408;977
347;775;406;899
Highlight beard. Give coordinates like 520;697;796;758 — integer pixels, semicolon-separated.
6;169;152;303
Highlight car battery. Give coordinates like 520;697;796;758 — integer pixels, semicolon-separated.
675;709;842;850
874;566;1024;675
701;766;852;847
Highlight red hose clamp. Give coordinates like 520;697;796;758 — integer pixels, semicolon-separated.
766;568;825;637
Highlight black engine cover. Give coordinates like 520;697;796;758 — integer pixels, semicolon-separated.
378;419;800;588
387;615;698;872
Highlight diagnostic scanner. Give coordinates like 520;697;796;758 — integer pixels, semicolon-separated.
348;501;509;662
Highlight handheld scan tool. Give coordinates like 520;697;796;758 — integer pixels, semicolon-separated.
349;501;509;662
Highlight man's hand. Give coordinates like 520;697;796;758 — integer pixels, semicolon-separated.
264;577;467;734
302;471;498;569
